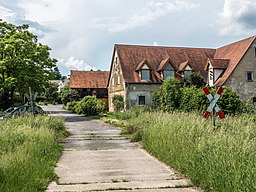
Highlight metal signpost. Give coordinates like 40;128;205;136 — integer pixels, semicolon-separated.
203;87;225;126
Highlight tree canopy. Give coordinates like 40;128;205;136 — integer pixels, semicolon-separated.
0;20;57;109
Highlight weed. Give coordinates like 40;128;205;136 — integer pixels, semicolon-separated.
0;115;66;192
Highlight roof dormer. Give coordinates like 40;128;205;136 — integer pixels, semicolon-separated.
135;59;152;81
157;57;176;80
178;61;192;80
204;58;229;87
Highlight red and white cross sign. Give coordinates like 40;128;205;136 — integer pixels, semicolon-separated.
203;87;225;119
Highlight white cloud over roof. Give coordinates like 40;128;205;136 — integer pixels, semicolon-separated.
1;0;256;76
217;0;256;36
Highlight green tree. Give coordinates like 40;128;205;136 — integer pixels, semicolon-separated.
48;66;62;80
187;71;205;88
61;84;79;105
42;82;59;103
0;20;57;109
152;77;181;111
112;95;124;112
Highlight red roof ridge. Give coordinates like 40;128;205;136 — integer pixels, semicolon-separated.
115;43;215;51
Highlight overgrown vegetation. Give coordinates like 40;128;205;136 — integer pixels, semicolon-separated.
104;108;256;191
66;96;105;116
153;77;248;115
112;95;124;112
0;115;67;192
61;83;79;106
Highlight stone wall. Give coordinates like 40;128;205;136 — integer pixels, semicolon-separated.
126;83;160;108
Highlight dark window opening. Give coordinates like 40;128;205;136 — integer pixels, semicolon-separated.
246;72;253;81
253;97;256;103
139;96;145;105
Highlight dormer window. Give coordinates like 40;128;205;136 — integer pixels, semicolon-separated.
163;63;175;79
184;66;192;80
141;65;150;80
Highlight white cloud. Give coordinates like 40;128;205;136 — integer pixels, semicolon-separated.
58;57;97;74
0;6;20;22
94;0;199;33
217;0;256;36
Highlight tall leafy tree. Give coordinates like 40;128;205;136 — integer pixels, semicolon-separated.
0;19;57;108
48;66;62;80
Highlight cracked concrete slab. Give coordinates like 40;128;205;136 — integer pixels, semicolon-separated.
43;105;199;192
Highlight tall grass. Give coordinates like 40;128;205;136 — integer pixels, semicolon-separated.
113;109;256;191
0;115;67;192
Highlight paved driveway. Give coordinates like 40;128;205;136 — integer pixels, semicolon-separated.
44;105;199;192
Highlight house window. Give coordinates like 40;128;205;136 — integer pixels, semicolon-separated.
112;77;115;86
163;63;175;79
246;72;254;81
117;75;120;85
184;70;191;80
253;97;256;103
139;96;145;105
141;69;150;80
254;47;256;57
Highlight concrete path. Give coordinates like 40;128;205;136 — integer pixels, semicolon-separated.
44;105;199;192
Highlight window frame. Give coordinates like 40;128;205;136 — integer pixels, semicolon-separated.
141;68;151;80
246;71;254;82
163;63;175;80
138;96;146;105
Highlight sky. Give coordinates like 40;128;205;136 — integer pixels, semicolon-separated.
1;0;256;76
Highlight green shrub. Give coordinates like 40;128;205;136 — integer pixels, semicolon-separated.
152;77;181;111
67;96;105;116
215;87;242;115
66;101;78;111
61;89;79;106
112;95;124;112
180;86;208;112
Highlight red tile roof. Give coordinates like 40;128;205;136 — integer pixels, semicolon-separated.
70;70;110;89
205;58;229;70
114;44;215;83
213;35;256;86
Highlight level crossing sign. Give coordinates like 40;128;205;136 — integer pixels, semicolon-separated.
203;87;225;119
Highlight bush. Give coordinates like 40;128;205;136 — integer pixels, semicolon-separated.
61;89;79;106
67;96;105;116
152;77;181;111
112;95;124;112
180;86;208;112
216;87;242;115
66;101;78;112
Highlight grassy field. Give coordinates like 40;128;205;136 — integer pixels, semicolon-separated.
0;115;68;192
103;108;256;192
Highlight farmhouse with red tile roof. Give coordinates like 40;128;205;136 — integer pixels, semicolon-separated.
70;70;109;103
108;36;256;111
